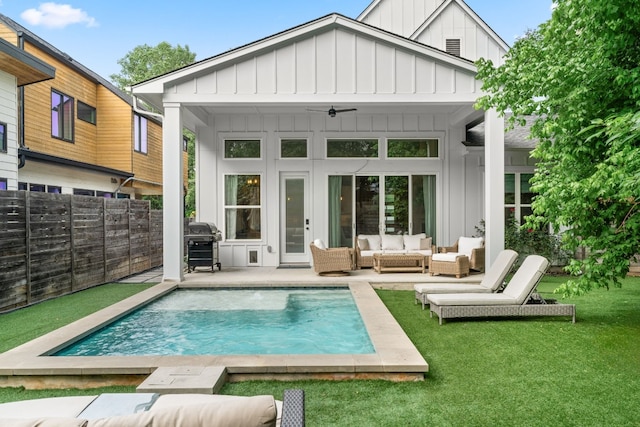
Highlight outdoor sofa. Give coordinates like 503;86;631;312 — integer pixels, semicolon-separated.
414;249;518;309
427;254;576;325
0;389;305;427
355;233;435;269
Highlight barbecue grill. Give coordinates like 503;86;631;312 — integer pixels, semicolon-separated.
186;222;222;272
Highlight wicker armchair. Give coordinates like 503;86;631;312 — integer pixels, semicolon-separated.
310;242;354;276
440;237;485;272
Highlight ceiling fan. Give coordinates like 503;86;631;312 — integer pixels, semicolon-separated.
307;106;357;117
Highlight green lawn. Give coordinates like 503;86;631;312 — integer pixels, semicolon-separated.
1;278;639;426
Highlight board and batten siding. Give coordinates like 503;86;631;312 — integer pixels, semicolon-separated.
359;0;446;38
170;27;478;99
0;69;18;187
412;1;507;64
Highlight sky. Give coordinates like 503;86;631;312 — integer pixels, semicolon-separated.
0;1;553;82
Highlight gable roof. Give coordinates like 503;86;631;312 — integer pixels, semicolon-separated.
133;13;478;107
410;0;509;52
465;114;538;149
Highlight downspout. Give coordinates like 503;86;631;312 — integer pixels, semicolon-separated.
17;31;27;168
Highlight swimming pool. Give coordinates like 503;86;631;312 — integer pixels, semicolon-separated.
55;288;375;356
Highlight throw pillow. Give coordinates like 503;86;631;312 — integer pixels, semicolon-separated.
420;237;433;250
313;238;326;250
357;238;369;250
403;234;425;251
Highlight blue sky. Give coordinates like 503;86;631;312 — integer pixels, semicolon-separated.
0;1;552;81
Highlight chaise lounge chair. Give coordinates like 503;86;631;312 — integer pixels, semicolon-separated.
414;249;518;309
0;389;305;427
427;255;576;325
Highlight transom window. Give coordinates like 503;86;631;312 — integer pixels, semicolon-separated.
0;122;6;153
281;139;307;158
224;174;261;240
134;114;148;154
225;140;261;159
327;139;378;158
387;139;439;158
51;89;74;142
77;101;96;125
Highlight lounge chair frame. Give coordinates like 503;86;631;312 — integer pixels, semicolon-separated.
429;301;576;325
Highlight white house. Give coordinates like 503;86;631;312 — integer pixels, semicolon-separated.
0;38;55;191
133;0;537;282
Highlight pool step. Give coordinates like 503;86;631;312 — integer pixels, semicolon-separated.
136;366;227;394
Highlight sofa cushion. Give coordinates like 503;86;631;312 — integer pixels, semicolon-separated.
380;250;406;255
413;249;433;257
381;234;404;250
403;233;426;251
86;395;277;427
432;253;463;262
358;234;381;250
359;250;377;257
458;237;483;257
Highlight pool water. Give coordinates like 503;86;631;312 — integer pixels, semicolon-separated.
54;288;375;356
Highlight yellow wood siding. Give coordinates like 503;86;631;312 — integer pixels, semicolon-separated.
96;85;132;172
0;22;17;46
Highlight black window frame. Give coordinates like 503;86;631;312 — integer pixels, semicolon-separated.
51;89;74;142
77;101;97;125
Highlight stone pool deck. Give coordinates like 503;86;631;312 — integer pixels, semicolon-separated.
0;267;483;390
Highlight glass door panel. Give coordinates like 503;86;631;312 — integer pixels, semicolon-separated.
411;175;437;242
355;176;380;236
384;176;409;234
328;176;353;247
280;173;309;264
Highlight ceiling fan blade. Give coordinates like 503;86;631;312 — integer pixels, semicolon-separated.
333;108;358;113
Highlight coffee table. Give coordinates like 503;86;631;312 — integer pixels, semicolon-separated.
373;253;426;273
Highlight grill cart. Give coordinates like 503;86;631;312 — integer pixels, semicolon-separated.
186;222;222;272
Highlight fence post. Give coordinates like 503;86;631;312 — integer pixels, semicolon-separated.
25;191;31;305
69;195;76;292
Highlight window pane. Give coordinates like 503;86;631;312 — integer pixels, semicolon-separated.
281;139;307;158
285;178;304;253
0;178;7;191
140;117;148;153
77;102;96;124
51;90;74;141
30;183;45;192
387;139;438;158
504;174;515;204
521;173;535;204
47;186;61;194
225;175;260;205
0;122;6;152
225;208;261;239
327;139;378;158
225;140;261;158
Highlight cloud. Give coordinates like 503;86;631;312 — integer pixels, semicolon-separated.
21;3;98;29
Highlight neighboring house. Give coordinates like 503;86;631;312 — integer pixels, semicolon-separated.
0;13;187;198
132;0;536;281
0;38;55;190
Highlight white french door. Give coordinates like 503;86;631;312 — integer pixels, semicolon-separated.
280;172;310;264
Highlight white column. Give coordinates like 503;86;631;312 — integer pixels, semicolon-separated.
484;109;505;267
162;103;184;282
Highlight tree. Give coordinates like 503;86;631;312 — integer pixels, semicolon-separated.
476;0;640;296
110;41;196;90
111;42;197;215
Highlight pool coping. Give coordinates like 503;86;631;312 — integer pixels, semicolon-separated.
0;282;428;387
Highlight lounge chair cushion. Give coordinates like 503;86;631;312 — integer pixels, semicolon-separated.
427;293;518;306
414;283;494;294
0;419;88;427
381;235;404;250
86;395;277;427
402;233;426;251
457;237;483;257
478;249;518;290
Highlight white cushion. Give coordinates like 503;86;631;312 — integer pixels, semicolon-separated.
380;249;406;255
427;293;518;306
313;238;326;250
432;253;462;262
359;250;378;257
457;237;483;257
413;249;433;257
381;234;404;250
358;234;381;250
403;233;426;251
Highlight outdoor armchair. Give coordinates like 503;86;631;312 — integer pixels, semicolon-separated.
310;239;354;276
439;237;485;272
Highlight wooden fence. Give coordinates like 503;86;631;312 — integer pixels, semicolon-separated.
0;191;163;312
